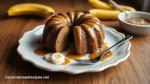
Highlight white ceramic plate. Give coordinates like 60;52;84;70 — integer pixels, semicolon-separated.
17;25;131;74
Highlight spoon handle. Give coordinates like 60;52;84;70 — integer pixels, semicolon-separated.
108;0;125;12
108;0;129;18
100;35;133;60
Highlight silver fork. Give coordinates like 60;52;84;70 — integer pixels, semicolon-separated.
76;35;133;65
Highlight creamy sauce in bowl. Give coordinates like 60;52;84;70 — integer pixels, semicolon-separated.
126;17;150;25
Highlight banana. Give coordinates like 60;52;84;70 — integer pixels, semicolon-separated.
89;9;133;20
88;0;136;20
45;53;51;62
88;0;136;11
7;3;55;18
45;53;65;64
88;0;112;10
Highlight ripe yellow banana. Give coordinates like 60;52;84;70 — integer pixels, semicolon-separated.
89;9;119;20
88;0;136;20
88;0;136;11
88;0;112;10
89;9;133;20
7;3;55;18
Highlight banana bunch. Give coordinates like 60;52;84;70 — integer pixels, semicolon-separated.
7;3;55;18
88;0;136;20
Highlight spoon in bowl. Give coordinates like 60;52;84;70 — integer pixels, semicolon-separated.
108;0;129;17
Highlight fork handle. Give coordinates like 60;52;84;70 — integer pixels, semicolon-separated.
100;35;133;60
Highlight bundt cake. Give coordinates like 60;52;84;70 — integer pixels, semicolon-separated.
42;11;105;54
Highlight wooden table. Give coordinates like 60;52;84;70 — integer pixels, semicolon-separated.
0;0;150;84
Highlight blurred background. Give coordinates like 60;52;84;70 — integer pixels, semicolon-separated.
0;0;150;14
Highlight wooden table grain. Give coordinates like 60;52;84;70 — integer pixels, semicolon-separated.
0;0;150;84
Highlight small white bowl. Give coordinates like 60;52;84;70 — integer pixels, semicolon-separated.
118;11;150;36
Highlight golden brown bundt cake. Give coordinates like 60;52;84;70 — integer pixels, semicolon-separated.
42;11;104;54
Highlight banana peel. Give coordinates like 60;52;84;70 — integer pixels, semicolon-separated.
88;0;136;20
7;3;55;18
